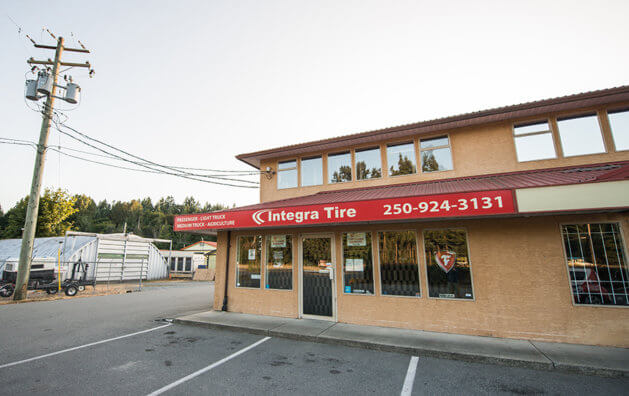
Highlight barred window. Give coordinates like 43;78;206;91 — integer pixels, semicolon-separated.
266;235;292;290
236;235;262;288
562;223;629;306
378;231;420;297
342;232;374;295
424;229;473;299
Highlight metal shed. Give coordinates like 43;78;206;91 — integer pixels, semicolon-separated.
0;232;171;282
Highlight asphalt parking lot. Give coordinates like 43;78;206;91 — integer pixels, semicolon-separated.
0;282;627;395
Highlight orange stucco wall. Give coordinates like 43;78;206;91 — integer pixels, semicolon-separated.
214;213;629;347
258;103;629;203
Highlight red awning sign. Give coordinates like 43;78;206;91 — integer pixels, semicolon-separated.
174;190;515;231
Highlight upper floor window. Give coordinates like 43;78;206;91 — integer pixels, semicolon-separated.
420;136;453;172
513;121;556;162
301;156;323;187
355;147;382;180
557;114;605;157
277;160;297;189
328;152;352;183
608;109;629;151
387;142;416;176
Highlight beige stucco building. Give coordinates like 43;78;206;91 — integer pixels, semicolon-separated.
176;86;629;347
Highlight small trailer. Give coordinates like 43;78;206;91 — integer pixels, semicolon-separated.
0;259;95;298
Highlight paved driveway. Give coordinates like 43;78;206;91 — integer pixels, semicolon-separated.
0;281;626;395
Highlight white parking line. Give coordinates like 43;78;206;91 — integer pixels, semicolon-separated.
400;356;419;396
146;336;271;396
0;323;172;369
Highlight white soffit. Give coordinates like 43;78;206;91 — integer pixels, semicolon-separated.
516;180;629;213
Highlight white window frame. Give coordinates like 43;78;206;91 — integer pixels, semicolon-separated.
419;135;454;172
277;159;298;190
512;121;557;162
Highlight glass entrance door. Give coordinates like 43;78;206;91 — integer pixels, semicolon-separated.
301;236;335;318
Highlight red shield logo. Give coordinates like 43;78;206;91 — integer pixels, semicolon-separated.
435;250;456;273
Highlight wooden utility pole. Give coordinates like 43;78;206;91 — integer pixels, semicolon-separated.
13;36;92;301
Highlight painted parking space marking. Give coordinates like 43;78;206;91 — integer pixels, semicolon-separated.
400;356;419;396
0;323;172;370
146;336;271;396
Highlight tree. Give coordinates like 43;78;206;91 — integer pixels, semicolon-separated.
390;154;416;176
331;165;352;183
2;188;78;238
356;161;382;180
421;151;440;172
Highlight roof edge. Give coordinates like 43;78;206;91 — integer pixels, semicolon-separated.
237;85;629;168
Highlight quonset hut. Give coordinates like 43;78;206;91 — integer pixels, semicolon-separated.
0;232;171;282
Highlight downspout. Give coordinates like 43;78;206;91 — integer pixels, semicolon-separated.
221;231;231;311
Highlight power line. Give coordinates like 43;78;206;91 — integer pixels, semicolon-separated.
50;119;259;188
52;117;261;184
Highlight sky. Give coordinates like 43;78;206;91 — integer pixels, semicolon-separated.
1;0;628;212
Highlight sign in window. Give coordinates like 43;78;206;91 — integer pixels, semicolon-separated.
266;235;292;290
342;232;374;295
424;229;473;299
562;223;628;306
236;235;262;288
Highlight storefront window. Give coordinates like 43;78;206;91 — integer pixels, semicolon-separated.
562;223;629;306
342;232;374;295
608;109;629;151
387;142;417;176
266;235;292;290
557;114;605;157
278;160;297;189
355;147;382;180
423;229;473;299
420;136;453;172
301;156;323;186
236;235;262;288
328;152;352;183
378;231;420;297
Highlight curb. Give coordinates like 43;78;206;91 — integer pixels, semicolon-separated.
173;318;626;378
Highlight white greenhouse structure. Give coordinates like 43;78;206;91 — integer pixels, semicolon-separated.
0;232;172;282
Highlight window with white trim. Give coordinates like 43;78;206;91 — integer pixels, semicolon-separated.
387;142;417;176
557;114;606;157
513;121;557;162
236;235;262;288
277;160;297;189
301;156;323;186
328;152;352;183
562;223;629;306
608;109;629;151
420;136;453;172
